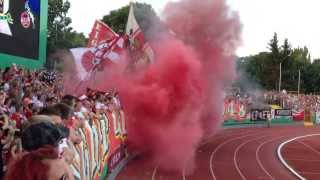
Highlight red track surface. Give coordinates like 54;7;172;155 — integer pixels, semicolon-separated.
281;134;320;180
117;125;320;180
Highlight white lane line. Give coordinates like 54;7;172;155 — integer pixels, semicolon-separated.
297;171;320;175
200;129;253;146
286;158;320;162
256;136;286;180
182;168;186;180
296;140;320;156
234;135;270;180
210;132;262;180
183;130;252;180
151;166;158;180
277;134;320;180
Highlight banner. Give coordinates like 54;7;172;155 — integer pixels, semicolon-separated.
223;100;248;121
250;109;271;121
71;108;127;180
275;109;292;117
292;110;304;121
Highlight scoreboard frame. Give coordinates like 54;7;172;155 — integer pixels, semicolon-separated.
0;0;48;69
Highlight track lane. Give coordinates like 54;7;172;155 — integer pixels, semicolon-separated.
280;134;320;180
116;126;320;180
210;132;265;180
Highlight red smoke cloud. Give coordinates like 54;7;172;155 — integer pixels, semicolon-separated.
64;0;241;173
164;0;241;135
110;39;205;172
108;0;241;173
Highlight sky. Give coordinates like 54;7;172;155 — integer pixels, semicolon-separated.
68;0;320;59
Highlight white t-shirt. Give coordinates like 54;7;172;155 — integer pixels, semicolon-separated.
80;107;88;113
74;111;85;120
4;83;10;92
95;102;106;110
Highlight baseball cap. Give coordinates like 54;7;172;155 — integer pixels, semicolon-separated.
21;121;70;151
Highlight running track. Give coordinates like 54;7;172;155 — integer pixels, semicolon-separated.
116;125;320;180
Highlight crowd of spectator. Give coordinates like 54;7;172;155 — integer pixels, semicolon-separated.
263;91;320;112
0;64;123;180
226;89;320;112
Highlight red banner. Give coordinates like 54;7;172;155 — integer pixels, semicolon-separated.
223;100;248;121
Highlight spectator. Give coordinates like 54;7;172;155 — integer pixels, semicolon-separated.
5;146;74;180
61;95;77;108
39;106;63;124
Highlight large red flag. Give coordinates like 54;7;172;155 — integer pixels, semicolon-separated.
87;20;118;48
81;36;125;73
69;21;126;82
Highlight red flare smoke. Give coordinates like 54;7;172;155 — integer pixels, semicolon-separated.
64;0;241;173
110;0;240;172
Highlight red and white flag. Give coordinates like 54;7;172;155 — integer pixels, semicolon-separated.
87;20;118;48
126;4;154;68
70;21;126;80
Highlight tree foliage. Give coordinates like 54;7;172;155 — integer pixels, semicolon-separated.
47;0;87;54
238;32;318;93
101;2;164;39
268;32;280;60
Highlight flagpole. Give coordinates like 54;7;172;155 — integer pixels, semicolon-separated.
298;69;301;96
279;62;282;92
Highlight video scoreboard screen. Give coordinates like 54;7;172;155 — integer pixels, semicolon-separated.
0;0;40;60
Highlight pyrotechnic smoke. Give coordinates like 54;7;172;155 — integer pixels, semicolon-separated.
111;0;240;173
162;0;241;136
63;0;241;173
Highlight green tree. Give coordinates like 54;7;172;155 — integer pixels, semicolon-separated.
47;0;86;54
268;32;280;60
237;32;320;93
101;2;164;39
238;34;315;92
102;5;129;34
291;46;311;64
238;52;276;90
302;62;320;93
281;38;292;60
46;0;87;69
47;0;71;53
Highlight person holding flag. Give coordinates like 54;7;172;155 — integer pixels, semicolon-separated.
125;3;154;70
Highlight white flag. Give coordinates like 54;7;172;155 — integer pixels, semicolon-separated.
126;4;154;67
